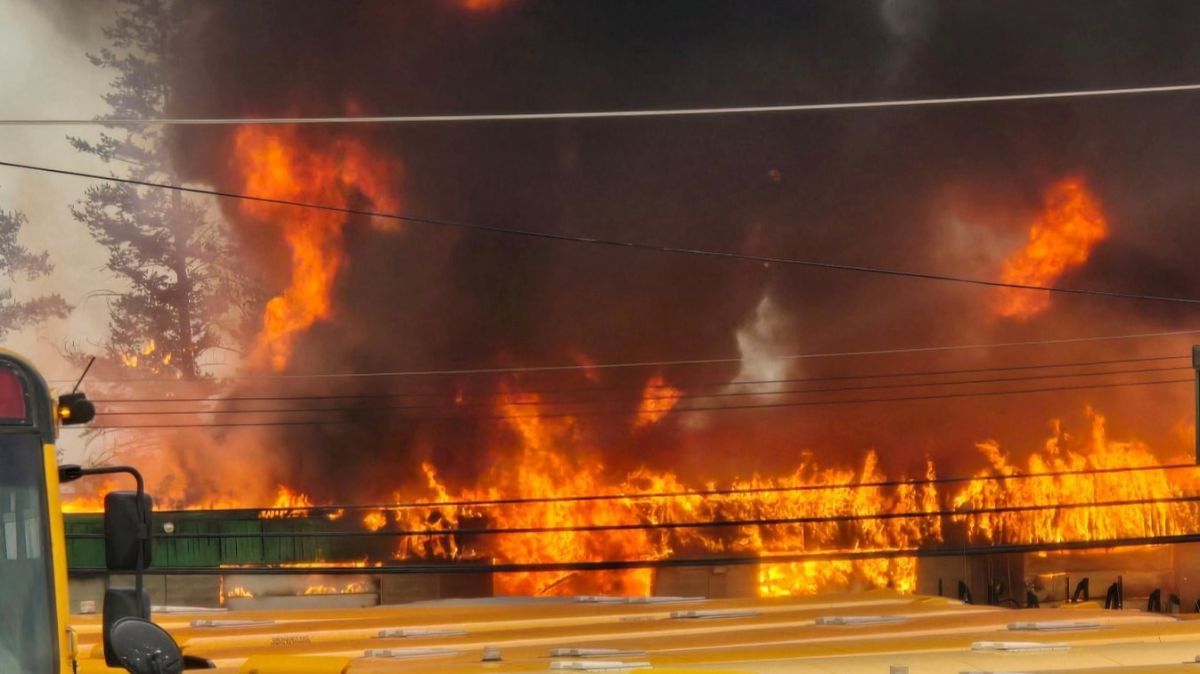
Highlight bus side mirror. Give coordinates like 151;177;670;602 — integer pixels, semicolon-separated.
103;589;152;668
105;491;153;570
109;616;183;674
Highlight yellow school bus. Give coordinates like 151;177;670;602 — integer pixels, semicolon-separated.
0;349;75;673
0;350;174;674
1;350;350;674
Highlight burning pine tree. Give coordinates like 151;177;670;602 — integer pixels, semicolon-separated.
69;0;251;380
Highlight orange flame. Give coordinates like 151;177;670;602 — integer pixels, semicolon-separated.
117;339;174;372
302;582;366;595
232;125;399;371
363;510;388;532
220;559;378;570
258;485;315;519
381;383;947;596
381;395;1194;597
953;408;1198;543
60;479;119;514
459;0;508;10
995;176;1108;319
634;374;681;427
60;384;1195;599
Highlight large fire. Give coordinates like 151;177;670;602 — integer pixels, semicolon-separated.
383;405;1194;596
69;396;1194;598
953;407;1200;543
68;366;1198;597
232;125;399;371
995;176;1108;319
66;139;1192;601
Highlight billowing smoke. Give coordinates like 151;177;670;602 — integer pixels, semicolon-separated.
54;1;1200;502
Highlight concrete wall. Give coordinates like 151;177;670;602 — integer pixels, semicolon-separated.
918;547;1181;610
69;574;223;612
67;545;1196;612
652;565;758;598
380;572;493;603
1173;543;1200;611
1028;547;1173;609
916;554;1025;606
69;571;493;613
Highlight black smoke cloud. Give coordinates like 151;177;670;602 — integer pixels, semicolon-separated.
147;0;1200;497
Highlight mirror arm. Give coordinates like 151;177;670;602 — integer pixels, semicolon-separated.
61;465;149;619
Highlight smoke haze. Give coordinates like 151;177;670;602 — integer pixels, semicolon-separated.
20;0;1200;498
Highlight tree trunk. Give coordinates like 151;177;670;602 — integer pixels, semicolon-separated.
171;187;197;379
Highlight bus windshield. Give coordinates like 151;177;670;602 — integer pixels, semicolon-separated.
0;431;56;673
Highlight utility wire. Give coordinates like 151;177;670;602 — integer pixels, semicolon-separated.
47;328;1200;385
78;377;1193;428
4;159;1200;314
63;493;1200;540
90;365;1192;416
61;462;1199;515
285;462;1200;511
88;354;1194;404
9;82;1200;126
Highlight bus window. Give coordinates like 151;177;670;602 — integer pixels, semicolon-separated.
0;436;55;673
0;365;27;423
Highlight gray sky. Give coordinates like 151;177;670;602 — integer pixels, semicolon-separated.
0;0;114;382
1;0;163;464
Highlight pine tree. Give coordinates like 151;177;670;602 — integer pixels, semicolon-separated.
69;0;243;379
0;206;69;340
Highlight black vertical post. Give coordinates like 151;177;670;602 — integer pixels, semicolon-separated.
1194;346;1200;463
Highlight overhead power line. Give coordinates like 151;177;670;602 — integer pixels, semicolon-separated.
141;461;1195;515
88;354;1194;404
90;365;1193;416
77;377;1193;429
285;462;1200;510
4;159;1200;313
8;82;1200;126
62;463;1200;523
48;328;1200;385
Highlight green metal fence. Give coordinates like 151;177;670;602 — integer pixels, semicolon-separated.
65;512;395;569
